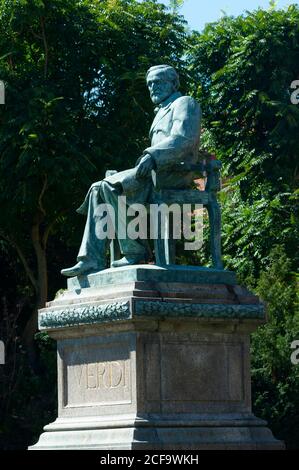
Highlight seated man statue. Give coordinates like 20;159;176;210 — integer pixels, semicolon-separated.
61;64;202;277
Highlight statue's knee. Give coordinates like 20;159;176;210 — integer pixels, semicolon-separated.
90;181;102;191
101;180;114;194
100;180;109;189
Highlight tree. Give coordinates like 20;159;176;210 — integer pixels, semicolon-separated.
251;246;299;449
0;0;189;358
188;4;299;277
169;0;185;13
0;0;191;447
187;5;299;447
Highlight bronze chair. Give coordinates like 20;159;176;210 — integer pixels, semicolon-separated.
109;153;223;269
151;154;223;269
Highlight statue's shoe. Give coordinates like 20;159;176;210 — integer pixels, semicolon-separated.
61;260;105;277
111;255;145;268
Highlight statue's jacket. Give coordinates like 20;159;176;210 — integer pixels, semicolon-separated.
77;91;201;213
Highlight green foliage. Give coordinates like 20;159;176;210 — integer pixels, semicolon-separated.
189;5;299;276
169;0;185;13
251;246;299;448
0;0;298;450
0;315;57;449
189;5;299;181
0;0;190;310
0;0;189;249
220;184;299;283
188;5;299;448
0;0;190;448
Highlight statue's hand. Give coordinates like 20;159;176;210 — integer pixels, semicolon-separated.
136;154;154;179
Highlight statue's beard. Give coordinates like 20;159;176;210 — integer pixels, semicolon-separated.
151;89;173;105
151;94;161;104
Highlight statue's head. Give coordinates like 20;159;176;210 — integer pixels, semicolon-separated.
146;65;180;105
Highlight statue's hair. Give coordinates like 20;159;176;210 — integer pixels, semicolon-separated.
146;65;180;90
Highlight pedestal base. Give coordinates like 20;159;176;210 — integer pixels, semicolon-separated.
30;266;284;450
30;419;283;450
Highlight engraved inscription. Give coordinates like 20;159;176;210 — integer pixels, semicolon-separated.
62;338;133;408
84;361;126;389
74;361;126;389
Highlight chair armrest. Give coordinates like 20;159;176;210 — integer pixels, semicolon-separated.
171;159;222;177
173;162;206;175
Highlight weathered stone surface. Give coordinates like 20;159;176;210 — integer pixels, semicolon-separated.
39;300;131;329
67;264;237;290
30;267;283;450
30;318;284;449
39;266;262;330
59;333;134;412
39;300;264;330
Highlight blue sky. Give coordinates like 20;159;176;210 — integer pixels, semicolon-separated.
160;0;297;31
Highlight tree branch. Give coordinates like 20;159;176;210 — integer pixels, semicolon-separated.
31;221;48;309
15;243;38;292
0;232;38;292
29;26;43;40
40;16;48;79
38;174;48;217
42;212;62;248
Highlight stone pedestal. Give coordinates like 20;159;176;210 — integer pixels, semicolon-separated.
30;265;283;450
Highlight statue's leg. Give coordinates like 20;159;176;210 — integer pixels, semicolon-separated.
99;181;146;259
77;185;108;267
207;196;223;270
61;184;109;276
